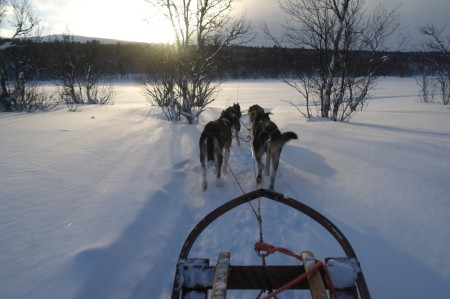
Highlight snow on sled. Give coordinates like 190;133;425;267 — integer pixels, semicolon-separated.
171;189;371;299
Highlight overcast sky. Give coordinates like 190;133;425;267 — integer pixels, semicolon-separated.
1;0;449;48
236;0;450;48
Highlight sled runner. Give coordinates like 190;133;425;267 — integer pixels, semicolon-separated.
171;189;371;299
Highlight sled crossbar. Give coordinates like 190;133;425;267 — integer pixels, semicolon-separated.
171;189;371;299
178;260;311;290
177;253;358;299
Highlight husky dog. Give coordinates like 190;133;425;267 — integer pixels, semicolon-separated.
248;104;298;190
220;103;242;146
199;105;241;191
248;104;265;136
248;105;265;127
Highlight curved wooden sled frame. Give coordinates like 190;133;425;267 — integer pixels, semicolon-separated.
171;188;371;299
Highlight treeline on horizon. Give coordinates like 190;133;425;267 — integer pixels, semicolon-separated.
1;38;433;80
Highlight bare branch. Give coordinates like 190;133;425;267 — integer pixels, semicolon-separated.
8;0;39;39
144;0;253;123
420;23;450;55
0;0;7;24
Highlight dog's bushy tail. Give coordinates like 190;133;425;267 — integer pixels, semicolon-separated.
280;131;298;144
272;131;298;151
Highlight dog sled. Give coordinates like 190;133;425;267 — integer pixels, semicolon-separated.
171;189;371;299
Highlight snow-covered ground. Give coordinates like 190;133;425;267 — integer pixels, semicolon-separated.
1;78;449;299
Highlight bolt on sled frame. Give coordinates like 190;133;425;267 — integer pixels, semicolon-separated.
171;189;371;299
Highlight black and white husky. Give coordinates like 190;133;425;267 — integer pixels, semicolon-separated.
220;103;242;146
248;104;298;190
199;104;241;191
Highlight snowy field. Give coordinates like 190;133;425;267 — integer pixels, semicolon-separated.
1;78;449;299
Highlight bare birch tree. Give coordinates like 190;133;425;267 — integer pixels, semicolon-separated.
323;0;350;119
52;32;115;110
419;23;450;105
143;0;253;124
0;0;54;112
268;0;401;121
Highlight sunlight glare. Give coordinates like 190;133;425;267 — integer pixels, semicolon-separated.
42;0;176;44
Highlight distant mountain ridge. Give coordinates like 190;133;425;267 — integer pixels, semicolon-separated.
42;34;146;44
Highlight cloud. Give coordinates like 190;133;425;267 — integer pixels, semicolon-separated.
236;0;450;48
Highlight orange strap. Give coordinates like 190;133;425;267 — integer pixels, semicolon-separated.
254;242;340;299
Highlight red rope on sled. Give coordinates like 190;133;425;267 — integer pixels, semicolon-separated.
255;242;304;261
254;242;340;299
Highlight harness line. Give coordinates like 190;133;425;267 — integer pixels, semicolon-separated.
246;118;276;298
217;113;325;299
220;116;265;246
